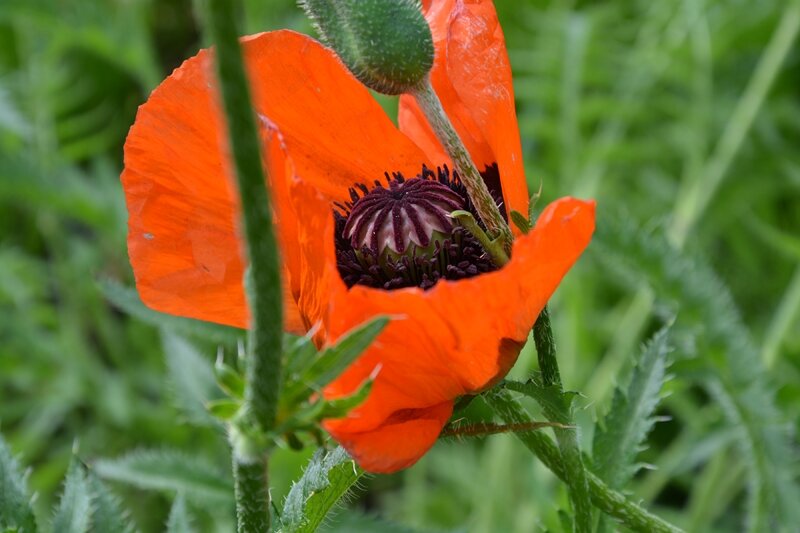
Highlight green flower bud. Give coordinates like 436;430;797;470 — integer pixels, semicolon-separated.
300;0;434;94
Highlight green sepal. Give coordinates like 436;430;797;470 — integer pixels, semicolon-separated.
281;316;388;409
214;358;246;399
276;372;376;435
206;399;241;421
300;0;434;94
319;377;374;419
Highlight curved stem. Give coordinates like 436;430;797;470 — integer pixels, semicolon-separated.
450;210;509;266
533;307;592;533
485;389;684;533
411;79;513;252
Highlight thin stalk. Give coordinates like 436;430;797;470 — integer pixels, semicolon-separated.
450;210;509;266
204;1;283;531
440;420;569;439
410;79;513;252
533;307;592;533
485;390;684;533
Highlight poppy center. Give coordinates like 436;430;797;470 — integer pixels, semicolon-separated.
334;163;507;291
343;178;463;255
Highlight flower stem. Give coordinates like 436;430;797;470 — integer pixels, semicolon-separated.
233;456;270;533
485;389;684;533
449;210;509;266
533;306;592;533
204;1;283;530
440;420;570;439
411;79;513;253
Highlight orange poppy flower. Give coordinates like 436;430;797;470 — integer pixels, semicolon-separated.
122;0;595;473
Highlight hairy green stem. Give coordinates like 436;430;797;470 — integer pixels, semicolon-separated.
410;79;513;252
233;456;270;533
533;307;592;533
485;390;684;533
204;1;283;530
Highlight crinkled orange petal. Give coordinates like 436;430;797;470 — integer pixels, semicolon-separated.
123;30;427;331
399;0;529;224
332;402;453;473
319;198;595;470
264;134;595;472
242;31;430;206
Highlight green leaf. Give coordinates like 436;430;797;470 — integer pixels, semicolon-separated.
503;380;575;424
593;212;800;528
52;460;92;533
282;317;388;406
0;435;37;533
165;495;195;533
87;471;133;533
592;325;672;489
162;332;223;427
279;447;363;533
100;279;243;344
94;450;233;505
319;510;420;533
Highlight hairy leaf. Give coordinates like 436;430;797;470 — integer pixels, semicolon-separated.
94;449;233;505
0;435;36;532
52;460;92;533
593;212;800;528
166;495;195;533
279;447;363;533
162;331;222;427
87;471;133;533
593;325;672;488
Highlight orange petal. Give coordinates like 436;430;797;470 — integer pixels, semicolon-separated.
326;402;453;473
122;47;251;329
399;0;529;222
123;30;429;332
243;31;430;206
321;198;595;468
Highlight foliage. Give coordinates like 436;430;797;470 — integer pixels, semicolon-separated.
0;0;798;531
592;324;672;489
279;447;363;533
0;435;36;532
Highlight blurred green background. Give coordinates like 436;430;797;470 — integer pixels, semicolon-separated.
1;0;799;531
